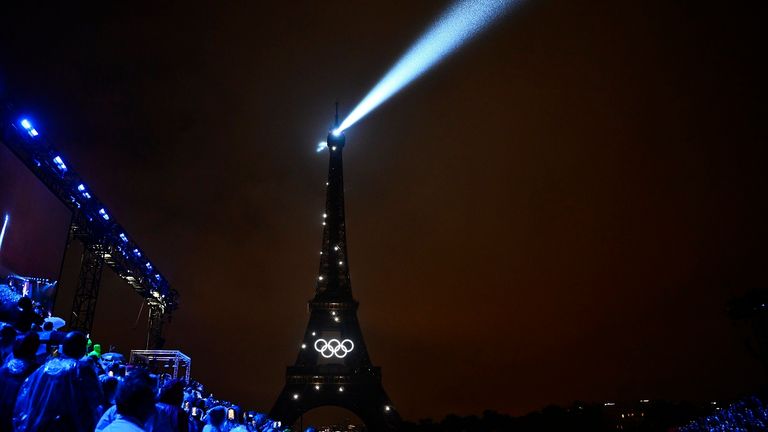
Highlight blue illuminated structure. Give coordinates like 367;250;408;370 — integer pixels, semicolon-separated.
52;155;67;173
19;118;38;137
336;0;516;133
0;213;9;253
0;102;177;345
77;183;91;198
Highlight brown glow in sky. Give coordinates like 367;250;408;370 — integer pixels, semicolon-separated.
1;0;766;422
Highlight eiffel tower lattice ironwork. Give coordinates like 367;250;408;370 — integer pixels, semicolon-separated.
269;127;401;431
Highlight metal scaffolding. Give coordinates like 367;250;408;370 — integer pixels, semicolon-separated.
0;101;178;339
130;349;191;382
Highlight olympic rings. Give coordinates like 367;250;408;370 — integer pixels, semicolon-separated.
314;338;355;358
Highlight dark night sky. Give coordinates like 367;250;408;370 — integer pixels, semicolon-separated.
1;0;767;423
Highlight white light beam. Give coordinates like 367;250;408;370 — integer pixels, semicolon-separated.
336;0;517;133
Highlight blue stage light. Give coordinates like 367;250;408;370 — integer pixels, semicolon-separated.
20;119;39;137
336;0;516;133
119;233;128;242
52;156;67;173
316;141;327;153
77;183;92;199
146;262;153;271
133;248;141;257
0;213;9;253
98;208;110;221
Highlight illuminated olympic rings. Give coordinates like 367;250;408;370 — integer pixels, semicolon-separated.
314;338;355;359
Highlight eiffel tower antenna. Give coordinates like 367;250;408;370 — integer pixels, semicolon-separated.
334;101;339;126
270;111;400;431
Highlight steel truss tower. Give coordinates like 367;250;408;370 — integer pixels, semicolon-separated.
69;242;106;332
0;102;177;346
270;131;401;431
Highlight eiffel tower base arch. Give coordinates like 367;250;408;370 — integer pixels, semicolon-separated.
270;369;401;431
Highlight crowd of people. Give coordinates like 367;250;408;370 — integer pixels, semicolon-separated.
0;293;291;432
10;281;768;432
678;397;768;432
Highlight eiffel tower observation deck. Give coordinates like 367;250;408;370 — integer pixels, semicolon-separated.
270;124;401;431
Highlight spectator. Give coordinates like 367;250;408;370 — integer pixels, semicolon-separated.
102;369;158;432
0;324;15;362
680;396;768;431
90;342;103;359
99;374;120;415
0;331;39;432
13;330;102;432
13;297;43;332
157;379;190;432
223;405;243;432
189;401;207;432
36;320;65;360
204;406;228;432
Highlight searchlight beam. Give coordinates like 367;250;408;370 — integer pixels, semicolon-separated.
335;0;517;134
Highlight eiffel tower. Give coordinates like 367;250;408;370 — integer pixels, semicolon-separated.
269;122;401;431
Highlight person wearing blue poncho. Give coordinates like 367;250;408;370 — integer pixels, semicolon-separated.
0;331;39;432
13;331;102;432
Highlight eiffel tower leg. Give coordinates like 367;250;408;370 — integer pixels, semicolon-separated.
270;380;402;432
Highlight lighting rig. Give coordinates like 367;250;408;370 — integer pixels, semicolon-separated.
0;102;177;348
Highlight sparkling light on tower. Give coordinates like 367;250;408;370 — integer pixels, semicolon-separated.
334;0;518;134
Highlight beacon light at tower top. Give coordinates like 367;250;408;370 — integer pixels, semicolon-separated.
333;0;517;134
316;126;345;152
